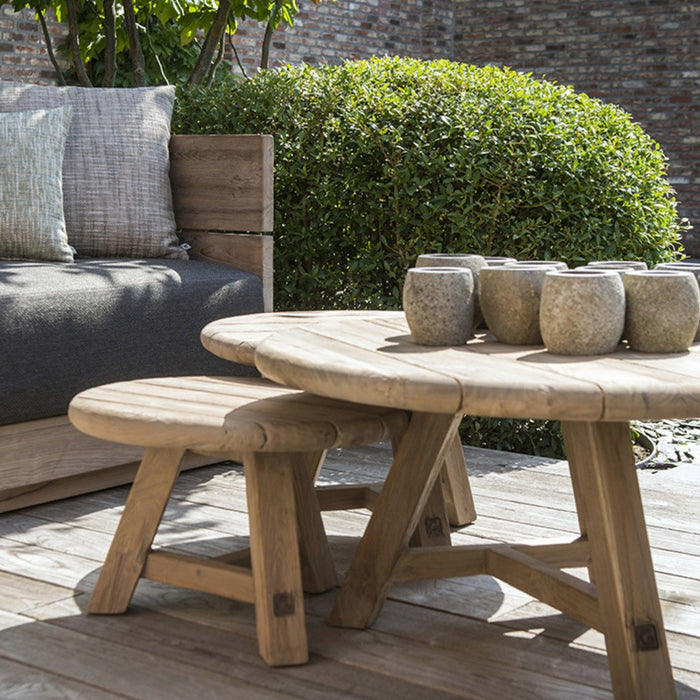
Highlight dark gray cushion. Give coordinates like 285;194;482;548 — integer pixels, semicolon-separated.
0;258;263;425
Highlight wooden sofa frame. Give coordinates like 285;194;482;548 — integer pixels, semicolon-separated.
0;134;274;512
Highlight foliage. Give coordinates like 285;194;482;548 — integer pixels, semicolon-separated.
459;418;565;459
173;56;687;456
12;0;307;86
174;56;686;310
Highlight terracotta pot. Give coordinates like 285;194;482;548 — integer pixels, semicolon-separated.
540;269;625;355
403;267;475;346
624;270;700;353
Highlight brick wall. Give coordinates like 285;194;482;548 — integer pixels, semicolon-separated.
0;5;60;84
454;0;699;254
231;0;454;75
2;1;697;252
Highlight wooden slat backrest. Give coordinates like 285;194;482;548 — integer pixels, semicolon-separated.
169;134;274;233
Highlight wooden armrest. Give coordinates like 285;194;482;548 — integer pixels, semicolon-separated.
170;134;274;232
170;134;274;311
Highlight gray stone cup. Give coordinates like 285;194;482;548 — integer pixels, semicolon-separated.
505;260;568;270
479;264;559;345
624;270;700;353
416;254;486;328
484;256;517;267
403;267;475;346
656;262;700;342
587;260;648;270
540;269;625;355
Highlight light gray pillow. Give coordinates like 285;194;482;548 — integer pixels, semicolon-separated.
0;106;74;263
0;82;185;259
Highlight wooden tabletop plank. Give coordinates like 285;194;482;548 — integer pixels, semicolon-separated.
255;326;464;414
202;311;405;365
254;318;700;422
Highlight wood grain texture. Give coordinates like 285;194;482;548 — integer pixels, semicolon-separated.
203;309;475;527
69;376;407;454
170;134;274;233
244;451;308;666
0;446;697;698
254;317;700;421
562;421;677;699
0;417;213;512
88;447;185;614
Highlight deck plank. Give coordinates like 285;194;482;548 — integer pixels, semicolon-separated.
0;443;697;698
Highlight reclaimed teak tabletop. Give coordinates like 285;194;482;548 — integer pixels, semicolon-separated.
243;313;700;700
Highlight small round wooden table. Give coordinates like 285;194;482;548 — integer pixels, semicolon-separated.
249;314;700;700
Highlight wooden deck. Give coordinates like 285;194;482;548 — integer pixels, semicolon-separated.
0;443;698;699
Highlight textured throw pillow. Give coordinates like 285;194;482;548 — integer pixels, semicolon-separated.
0;82;184;259
0;106;74;263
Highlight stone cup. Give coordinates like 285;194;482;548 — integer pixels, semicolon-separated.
623;270;700;353
587;260;648;270
484;256;518;267
479;264;560;345
575;264;634;278
505;260;568;270
656;262;700;342
416;254;486;328
539;269;625;355
402;267;475;346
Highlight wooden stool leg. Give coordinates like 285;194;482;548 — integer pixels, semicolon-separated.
88;447;185;614
292;450;337;593
562;421;676;700
440;430;477;526
245;452;308;666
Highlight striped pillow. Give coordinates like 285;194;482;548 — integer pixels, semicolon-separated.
0;83;184;260
0;106;74;263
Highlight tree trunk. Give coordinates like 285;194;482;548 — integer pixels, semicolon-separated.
123;0;147;87
65;0;93;86
103;0;117;86
37;8;66;86
260;0;282;70
187;0;231;86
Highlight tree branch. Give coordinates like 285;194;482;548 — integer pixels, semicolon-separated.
123;0;147;86
205;30;226;86
260;0;282;70
65;0;93;86
187;0;231;86
228;33;249;80
102;0;117;86
37;7;65;85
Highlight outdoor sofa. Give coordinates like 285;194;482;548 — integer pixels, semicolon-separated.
0;82;273;512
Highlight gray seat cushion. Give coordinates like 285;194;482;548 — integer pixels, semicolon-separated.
0;258;263;425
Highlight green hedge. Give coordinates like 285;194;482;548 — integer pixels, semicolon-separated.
173;57;685;456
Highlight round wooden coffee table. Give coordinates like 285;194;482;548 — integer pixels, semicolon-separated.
251;313;700;700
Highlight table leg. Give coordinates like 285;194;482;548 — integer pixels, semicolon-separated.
440;430;477;526
561;421;676;700
329;411;462;629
